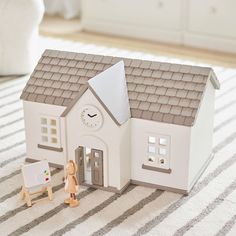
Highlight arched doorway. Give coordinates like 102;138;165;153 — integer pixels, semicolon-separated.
75;135;108;188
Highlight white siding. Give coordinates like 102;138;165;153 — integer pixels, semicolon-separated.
131;118;191;191
65;89;131;190
188;79;216;189
23;101;66;165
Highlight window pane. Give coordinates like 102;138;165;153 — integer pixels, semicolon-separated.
160;138;167;145
148;156;155;162
50;119;57;126
51;137;57;144
41;127;48;134
148;145;156;153
42;136;48;142
95;152;99;157
41;118;47;125
51;128;57;135
159;148;166;156
148;136;156;144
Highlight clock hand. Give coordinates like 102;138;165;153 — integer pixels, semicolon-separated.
87;114;97;118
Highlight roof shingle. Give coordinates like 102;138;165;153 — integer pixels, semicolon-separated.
20;50;219;126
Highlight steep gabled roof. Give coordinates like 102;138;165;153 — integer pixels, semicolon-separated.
20;49;220;127
88;61;131;125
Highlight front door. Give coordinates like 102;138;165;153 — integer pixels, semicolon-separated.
75;147;104;186
91;149;103;186
75;146;85;184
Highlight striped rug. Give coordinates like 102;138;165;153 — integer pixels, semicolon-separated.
0;36;236;236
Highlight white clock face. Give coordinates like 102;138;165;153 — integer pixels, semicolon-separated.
80;105;103;129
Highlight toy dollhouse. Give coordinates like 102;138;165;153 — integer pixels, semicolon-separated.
20;50;220;194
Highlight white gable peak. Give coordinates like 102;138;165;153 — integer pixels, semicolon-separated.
88;61;131;125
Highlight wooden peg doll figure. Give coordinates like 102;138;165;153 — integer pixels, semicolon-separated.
64;160;79;207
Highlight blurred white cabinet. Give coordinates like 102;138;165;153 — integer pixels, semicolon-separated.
81;0;236;53
81;0;185;44
185;0;236;53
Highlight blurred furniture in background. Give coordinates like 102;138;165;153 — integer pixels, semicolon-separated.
0;0;44;76
81;0;236;54
44;0;81;19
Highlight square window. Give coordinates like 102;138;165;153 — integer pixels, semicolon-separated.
42;136;48;142
50;119;57;126
51;128;57;135
95;152;100;158
41;127;47;134
159;148;166;156
51;137;57;144
148;136;156;144
160;138;167;145
148;156;155;162
148;145;156;154
41;118;47;125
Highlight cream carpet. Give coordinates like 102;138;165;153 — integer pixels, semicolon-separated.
0;37;236;236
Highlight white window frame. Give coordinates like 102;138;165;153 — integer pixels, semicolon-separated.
40;115;61;148
146;134;171;169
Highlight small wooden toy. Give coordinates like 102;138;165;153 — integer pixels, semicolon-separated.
64;160;79;207
20;160;53;207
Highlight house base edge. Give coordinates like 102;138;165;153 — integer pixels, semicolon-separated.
131;179;188;195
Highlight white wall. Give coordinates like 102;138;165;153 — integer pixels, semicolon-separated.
188;79;216;189
65;89;131;190
131;118;191;191
23;101;66;165
119;119;131;188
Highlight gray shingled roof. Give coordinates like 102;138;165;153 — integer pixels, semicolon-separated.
20;49;219;126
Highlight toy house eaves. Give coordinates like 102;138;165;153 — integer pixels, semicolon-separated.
20;49;220;126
